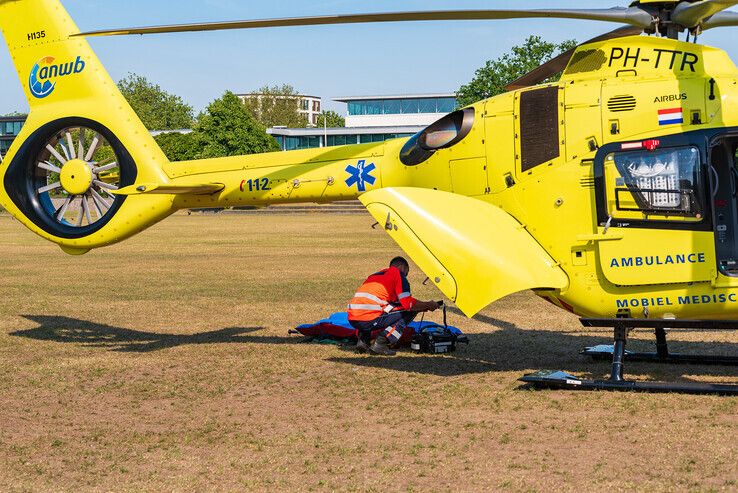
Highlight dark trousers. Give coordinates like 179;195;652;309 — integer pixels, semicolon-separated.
349;311;417;344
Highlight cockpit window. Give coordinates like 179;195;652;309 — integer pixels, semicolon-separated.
400;108;474;166
604;146;704;222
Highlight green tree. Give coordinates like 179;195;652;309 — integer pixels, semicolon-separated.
195;91;279;158
242;84;309;128
118;74;194;130
2;111;27;117
456;36;577;107
316;110;345;128
154;132;199;161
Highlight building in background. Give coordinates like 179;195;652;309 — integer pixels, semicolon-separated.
0;115;26;157
338;93;456;128
268;126;421;152
268;93;457;151
237;93;322;126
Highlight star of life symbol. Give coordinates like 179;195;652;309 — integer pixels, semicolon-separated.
345;159;376;192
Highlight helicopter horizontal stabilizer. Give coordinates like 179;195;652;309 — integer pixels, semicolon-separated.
359;188;569;317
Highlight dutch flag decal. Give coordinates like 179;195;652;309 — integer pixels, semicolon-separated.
658;107;684;126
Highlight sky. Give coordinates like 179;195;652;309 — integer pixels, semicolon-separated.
2;0;738;115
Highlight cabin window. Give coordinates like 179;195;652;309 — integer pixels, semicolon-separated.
604;146;704;222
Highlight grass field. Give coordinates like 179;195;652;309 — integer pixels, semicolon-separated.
0;213;736;492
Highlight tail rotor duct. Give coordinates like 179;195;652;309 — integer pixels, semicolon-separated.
3;118;137;239
33;125;122;230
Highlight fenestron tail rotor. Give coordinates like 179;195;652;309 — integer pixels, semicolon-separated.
33;126;122;229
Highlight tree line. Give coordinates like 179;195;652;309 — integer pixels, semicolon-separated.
117;75;346;161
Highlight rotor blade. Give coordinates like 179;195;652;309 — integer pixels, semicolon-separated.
93;180;118;191
38;161;62;173
74;8;653;37
505;26;643;91
59;140;71;162
89;192;103;218
90;188;112;210
93;162;117;173
45;144;67;165
101;187;117;200
38;182;61;194
76;199;84;227
672;0;738;29
56;196;72;221
65;132;77;160
702;10;738;29
77;128;85;161
82;197;92;225
84;134;100;162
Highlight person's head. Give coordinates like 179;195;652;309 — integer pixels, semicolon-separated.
390;256;410;277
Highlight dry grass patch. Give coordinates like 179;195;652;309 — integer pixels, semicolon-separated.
0;213;736;492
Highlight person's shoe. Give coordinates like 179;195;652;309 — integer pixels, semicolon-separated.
355;339;370;353
370;335;397;356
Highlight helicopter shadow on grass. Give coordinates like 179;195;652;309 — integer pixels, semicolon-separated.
327;309;738;381
10;314;302;353
9;314;738;382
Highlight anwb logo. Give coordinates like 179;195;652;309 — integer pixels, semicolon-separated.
29;56;86;99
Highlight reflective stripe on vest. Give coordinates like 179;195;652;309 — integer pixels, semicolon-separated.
348;303;384;311
354;292;389;306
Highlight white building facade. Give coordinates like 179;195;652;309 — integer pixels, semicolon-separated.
268;93;457;151
238;93;322;126
337;93;456;128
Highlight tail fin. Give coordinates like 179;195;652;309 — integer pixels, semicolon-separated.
0;0;163;158
0;0;174;253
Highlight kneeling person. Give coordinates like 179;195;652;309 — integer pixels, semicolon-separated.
348;256;440;356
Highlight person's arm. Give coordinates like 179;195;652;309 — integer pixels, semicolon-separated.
409;300;441;312
395;270;418;311
394;270;438;312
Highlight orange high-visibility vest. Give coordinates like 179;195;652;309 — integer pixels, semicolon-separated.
348;267;417;322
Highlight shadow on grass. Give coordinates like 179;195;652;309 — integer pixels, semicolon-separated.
329;308;738;381
10;315;298;353
10;313;738;383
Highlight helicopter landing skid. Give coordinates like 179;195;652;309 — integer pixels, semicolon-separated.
519;370;738;395
581;345;738;366
520;318;738;395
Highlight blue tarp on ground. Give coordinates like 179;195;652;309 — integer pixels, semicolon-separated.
295;312;462;344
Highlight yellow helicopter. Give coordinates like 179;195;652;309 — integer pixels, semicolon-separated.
4;0;738;392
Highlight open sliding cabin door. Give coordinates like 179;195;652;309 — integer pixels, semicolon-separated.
709;135;738;278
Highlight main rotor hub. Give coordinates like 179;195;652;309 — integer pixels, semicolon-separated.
60;159;93;195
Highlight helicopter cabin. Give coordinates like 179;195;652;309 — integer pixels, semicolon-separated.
480;35;738;292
